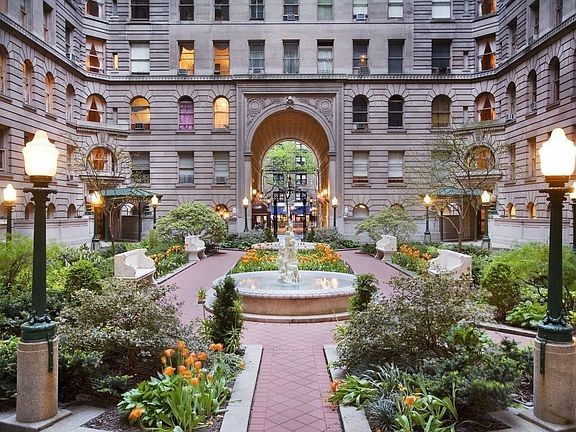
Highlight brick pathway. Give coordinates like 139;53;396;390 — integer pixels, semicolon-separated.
165;249;401;432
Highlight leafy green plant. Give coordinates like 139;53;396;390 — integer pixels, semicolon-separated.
365;397;397;432
360;243;377;255
0;336;18;400
64;259;102;298
480;261;521;321
505;299;546;328
349;273;379;312
355;207;417;243
304;227;360;249
328;375;379;407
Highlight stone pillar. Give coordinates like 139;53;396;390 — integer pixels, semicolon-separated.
16;340;58;423
533;339;576;425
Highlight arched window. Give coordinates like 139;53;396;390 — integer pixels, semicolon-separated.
213;97;229;129
506;82;516;117
528;69;537;110
215;204;230;219
25;202;35;220
86;94;106;123
352;95;368;128
475;92;495;121
23;60;33;105
67;204;77;218
66;85;75;122
45;73;55;113
178;97;194;130
131;97;151;130
506;203;516;218
353;204;369;218
431;95;451;127
388;95;404;129
526;202;537;219
88;146;114;173
0;45;8;95
549;57;560;103
47;203;56;219
467;145;495;170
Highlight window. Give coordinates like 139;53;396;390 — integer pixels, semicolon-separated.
317;40;333;73
431;95;451;127
214;152;230;184
467;146;494;170
86;37;105;73
353;204;369;217
86;0;101;17
65;22;74;57
66;85;75;122
475;92;495;121
352;95;368;128
508;19;517;57
249;41;265;73
549;57;560;103
131;0;149;20
528;70;537;110
131;97;151;130
284;0;299;20
556;0;563;24
353;151;369;183
295;155;305;166
508;144;516;181
432;0;451;18
179;152;194;183
283;41;299;74
353;0;368;19
89;146;113;173
44;73;54;114
113;53;119;70
112;0;118;15
180;0;194;20
295;173;307;186
215;0;229;20
131;152;150;183
294;191;306;202
0;47;6;95
86;94;106;123
130;42;150;74
389;0;403;18
67;204;77;218
178;42;195;74
388;95;404;129
432;40;451;73
214;97;229;129
23;60;32;105
388;40;404;73
353;40;369;74
273;173;284;185
388;151;404;183
477;36;496;71
43;2;53;43
178;97;194;130
530;1;540;39
213;41;230;75
318;0;332;20
250;0;264;20
528;137;537;177
66;144;74;180
25;203;34;220
0;129;5;172
507;82;517;117
478;0;495;16
527;202;537;218
46;203;55;219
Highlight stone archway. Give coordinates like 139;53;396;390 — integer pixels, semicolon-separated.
248;109;332;227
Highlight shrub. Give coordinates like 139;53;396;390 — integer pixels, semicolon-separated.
355;207;417;243
58;347;104;400
480;261;522;321
0;336;18;400
360;243;377;255
305;227;360;249
64;259;102;298
205;276;244;354
349;273;379;312
0;235;33;294
221;230;270;249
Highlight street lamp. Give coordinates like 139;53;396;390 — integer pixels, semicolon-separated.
570;182;576;252
481;190;491;250
423;194;432;243
533;127;576;425
90;191;103;251
332;196;338;228
18;130;61;423
242;196;249;232
150;194;159;229
3;184;16;241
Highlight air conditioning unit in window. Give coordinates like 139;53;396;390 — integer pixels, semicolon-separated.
354;122;368;131
529;102;537;111
284;14;297;21
134;123;145;130
177;68;188;75
354;13;367;21
432;66;450;74
214;64;221;75
506;113;516;122
215;176;227;184
66;52;77;62
250;67;264;74
67;174;74;181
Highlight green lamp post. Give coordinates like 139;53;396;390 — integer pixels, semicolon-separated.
3;184;16;241
332;196;338;228
423;194;432;242
481;190;491;250
151;194;159;228
242;196;249;232
90;190;103;251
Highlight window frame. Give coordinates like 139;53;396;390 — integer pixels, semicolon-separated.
250;0;264;20
178;97;194;130
213;97;230;129
283;41;300;74
388;95;404;129
352;151;369;183
388;150;405;183
179;152;194;184
180;0;194;21
431;95;451;128
131;0;150;20
130;42;150;74
388;40;404;73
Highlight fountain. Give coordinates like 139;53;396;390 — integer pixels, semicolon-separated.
209;223;356;322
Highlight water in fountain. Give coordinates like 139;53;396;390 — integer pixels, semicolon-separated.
277;223;300;284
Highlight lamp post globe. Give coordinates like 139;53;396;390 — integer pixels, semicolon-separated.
242;196;249;232
481;190;491;250
331;196;338;228
423;194;432;242
3;184;16;240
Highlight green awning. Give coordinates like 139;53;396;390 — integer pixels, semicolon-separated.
101;188;162;200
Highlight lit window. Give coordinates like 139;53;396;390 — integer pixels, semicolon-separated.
527;202;537;219
506;203;516;218
131;97;151;130
86;94;106;123
353;40;369;74
353;204;369;218
178;97;194;130
388;95;404;129
478;0;495;16
213;97;229;129
86;0;101;17
178;42;195;74
67;204;77;218
477;35;496;71
475;92;495;122
86;37;105;73
213;41;230;75
467;146;494;170
89;146;113;172
431;95;451;128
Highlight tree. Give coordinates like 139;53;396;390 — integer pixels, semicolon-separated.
156;202;228;246
414;130;505;250
355;206;417;243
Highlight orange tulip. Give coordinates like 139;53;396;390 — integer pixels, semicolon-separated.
128;407;144;422
163;366;175;376
207;374;214;382
404;395;417;406
164;349;175;358
239;361;245;370
176;340;186;351
160;356;167;364
178;365;187;374
190;377;200;386
182;348;191;357
184;355;196;366
197;351;208;361
194;360;202;371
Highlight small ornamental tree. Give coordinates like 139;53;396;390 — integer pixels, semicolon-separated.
206;276;244;353
349;273;379;312
156;202;228;246
355;206;417;243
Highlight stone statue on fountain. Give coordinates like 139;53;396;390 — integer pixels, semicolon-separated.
277;223;300;284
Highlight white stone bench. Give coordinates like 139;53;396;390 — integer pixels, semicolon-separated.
185;235;206;262
428;249;472;278
114;248;156;285
375;235;397;261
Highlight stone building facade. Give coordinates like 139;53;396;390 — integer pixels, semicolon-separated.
0;0;574;245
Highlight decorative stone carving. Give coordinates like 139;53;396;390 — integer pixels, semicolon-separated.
299;97;334;124
246;95;335;126
246;97;283;125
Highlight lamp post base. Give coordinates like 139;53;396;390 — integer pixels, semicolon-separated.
533;338;576;425
481;235;491;250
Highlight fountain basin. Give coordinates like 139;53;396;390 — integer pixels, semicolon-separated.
209;271;357;322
